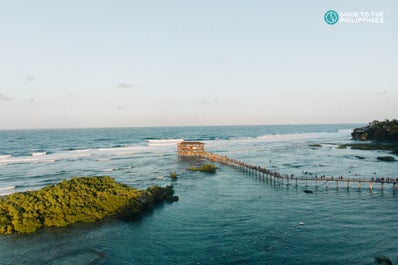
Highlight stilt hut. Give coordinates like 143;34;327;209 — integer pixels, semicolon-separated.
177;141;205;158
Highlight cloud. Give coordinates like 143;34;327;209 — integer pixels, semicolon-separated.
117;105;127;110
0;93;14;101
117;82;135;89
201;99;220;105
213;55;226;64
378;91;388;96
25;75;35;83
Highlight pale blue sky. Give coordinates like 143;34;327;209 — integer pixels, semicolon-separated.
0;0;397;129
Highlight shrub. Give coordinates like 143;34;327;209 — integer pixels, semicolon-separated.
188;167;198;171
199;164;217;173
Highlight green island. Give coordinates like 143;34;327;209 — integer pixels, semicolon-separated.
188;164;217;173
0;176;178;234
338;119;398;156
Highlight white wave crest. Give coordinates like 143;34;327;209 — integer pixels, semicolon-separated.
337;129;353;133
0;155;11;160
31;152;47;156
72;149;90;153
0;186;15;192
147;139;184;146
256;132;343;142
97;158;111;162
36;159;56;163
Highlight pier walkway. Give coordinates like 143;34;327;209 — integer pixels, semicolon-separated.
177;141;398;192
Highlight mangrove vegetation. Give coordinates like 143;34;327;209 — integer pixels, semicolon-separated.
0;176;178;234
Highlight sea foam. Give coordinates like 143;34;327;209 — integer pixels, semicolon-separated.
147;139;184;146
0;186;15;192
31;152;47;156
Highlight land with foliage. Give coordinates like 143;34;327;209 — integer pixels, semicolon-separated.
351;119;398;141
188;164;217;173
0;176;178;234
339;119;398;156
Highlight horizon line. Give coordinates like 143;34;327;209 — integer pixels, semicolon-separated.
0;122;367;131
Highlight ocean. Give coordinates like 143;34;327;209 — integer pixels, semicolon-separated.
0;124;397;264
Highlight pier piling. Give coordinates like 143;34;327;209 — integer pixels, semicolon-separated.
177;142;397;193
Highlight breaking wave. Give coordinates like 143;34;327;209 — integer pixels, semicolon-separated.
147;139;184;146
31;152;47;156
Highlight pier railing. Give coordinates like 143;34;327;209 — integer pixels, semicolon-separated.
186;151;398;192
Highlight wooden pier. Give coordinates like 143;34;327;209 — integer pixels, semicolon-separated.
178;141;398;192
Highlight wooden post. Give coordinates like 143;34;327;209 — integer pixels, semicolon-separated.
381;182;384;191
336;180;339;189
326;179;328;189
369;181;373;191
295;178;298;187
357;180;361;191
346;180;350;190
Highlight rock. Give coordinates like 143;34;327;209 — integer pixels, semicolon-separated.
377;156;396;162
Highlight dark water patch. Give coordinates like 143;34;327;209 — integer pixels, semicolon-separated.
110;156;136;161
95;137;116;141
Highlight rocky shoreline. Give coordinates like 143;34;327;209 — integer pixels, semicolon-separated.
351;119;398;141
349;119;398;157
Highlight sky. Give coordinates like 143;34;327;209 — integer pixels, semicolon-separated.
0;0;397;129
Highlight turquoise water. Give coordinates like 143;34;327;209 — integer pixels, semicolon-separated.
0;125;397;264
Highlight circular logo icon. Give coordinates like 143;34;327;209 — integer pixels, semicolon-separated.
324;10;339;25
